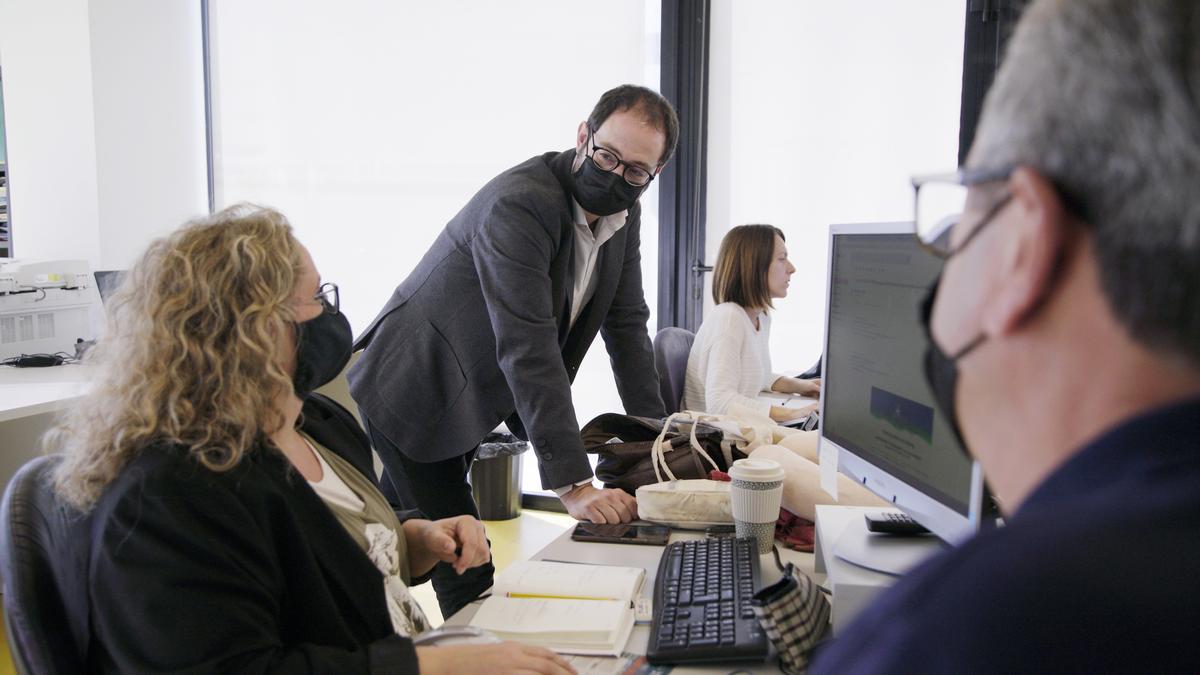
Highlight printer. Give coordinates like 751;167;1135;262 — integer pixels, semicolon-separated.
0;259;101;361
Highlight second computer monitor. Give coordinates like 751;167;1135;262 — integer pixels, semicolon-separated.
818;222;985;544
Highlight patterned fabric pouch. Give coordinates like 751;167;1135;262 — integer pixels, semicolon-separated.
750;547;831;674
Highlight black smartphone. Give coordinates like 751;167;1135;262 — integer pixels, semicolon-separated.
704;524;737;539
571;522;671;546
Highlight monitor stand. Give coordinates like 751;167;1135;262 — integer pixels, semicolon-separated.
831;517;946;576
814;505;947;634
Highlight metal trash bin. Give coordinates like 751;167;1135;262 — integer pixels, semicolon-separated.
470;432;527;520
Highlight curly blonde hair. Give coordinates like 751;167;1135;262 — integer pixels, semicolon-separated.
50;204;302;510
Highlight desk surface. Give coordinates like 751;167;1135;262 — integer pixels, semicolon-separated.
448;525;821;673
0;363;92;423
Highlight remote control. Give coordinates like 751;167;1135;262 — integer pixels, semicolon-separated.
864;512;930;535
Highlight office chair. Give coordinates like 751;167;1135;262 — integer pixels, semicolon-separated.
798;356;821;380
0;455;91;675
653;327;696;415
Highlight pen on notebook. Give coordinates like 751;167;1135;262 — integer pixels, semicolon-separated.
539;558;632;567
506;592;620;601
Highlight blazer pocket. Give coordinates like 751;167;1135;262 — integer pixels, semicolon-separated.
378;320;468;428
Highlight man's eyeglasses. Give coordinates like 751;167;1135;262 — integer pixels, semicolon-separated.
911;166;1013;258
586;125;656;187
314;282;339;313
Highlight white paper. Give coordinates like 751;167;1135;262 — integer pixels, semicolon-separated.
472;597;624;634
470;597;634;656
819;438;839;500
565;653;647;675
491;560;644;602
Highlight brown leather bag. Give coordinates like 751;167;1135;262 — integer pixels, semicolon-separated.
581;413;746;495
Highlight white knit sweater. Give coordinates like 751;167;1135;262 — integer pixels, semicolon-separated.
682;302;784;416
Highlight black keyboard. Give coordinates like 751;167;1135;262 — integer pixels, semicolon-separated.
646;537;769;665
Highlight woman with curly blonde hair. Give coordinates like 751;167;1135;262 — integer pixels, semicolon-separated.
49;205;574;674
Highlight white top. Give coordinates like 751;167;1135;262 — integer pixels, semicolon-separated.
569;199;628;328
306;444;428;637
683;302;784;416
308;447;367;512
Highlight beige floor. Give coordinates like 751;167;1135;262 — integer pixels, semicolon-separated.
0;508;573;671
0;620;11;675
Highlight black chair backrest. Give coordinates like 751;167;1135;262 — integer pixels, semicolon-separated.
653;327;696;415
0;455;91;674
798;355;822;380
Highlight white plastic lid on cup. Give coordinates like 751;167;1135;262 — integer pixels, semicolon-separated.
728;457;785;483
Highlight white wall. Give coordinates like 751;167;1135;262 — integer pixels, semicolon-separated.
0;0;103;264
89;0;209;270
210;0;661;429
0;0;208;268
707;1;965;371
210;0;657;342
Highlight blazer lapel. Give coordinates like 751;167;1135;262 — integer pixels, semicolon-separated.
253;450;391;634
301;395;375;480
549;148;582;348
553;218;575;348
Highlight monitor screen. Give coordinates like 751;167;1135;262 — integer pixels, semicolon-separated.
819;222;984;543
93;270;125;306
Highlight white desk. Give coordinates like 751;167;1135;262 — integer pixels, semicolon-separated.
813;505;944;634
0;363;91;423
0;364;92;492
447;525;823;673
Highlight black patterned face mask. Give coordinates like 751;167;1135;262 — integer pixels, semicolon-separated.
570;153;646;216
919;274;984;459
292;309;352;397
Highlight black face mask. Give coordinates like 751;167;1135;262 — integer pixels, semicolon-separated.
292;309;353;397
919;274;984;458
570;154;646;217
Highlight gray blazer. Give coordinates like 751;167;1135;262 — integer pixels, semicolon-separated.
348;149;665;489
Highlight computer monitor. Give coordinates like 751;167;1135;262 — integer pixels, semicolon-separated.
93;270;125;306
818;222;985;545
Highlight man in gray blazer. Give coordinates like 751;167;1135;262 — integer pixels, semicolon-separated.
349;85;676;616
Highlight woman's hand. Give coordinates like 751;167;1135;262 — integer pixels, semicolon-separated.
773;376;821;398
404;516;490;577
770;402;817;423
417;643;576;675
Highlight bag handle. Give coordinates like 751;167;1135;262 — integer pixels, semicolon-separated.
651;411;723;483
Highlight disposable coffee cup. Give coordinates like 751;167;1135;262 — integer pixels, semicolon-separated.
728;458;786;554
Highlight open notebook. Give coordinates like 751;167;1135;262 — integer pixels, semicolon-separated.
469;560;645;656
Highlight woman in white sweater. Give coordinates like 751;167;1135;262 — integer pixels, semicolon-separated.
683;224;818;422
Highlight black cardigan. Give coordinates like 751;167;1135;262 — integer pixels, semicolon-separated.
83;394;424;673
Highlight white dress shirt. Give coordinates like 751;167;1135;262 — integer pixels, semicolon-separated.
568;199;627;328
682;302;785;417
552;200;628;496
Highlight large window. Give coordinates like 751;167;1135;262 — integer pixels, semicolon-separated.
209;1;662;496
706;1;965;371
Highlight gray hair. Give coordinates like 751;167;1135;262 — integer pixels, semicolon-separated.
969;0;1200;366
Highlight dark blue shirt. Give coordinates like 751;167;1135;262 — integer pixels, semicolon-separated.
810;398;1200;674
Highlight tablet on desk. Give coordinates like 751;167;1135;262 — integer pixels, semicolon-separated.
571;522;670;546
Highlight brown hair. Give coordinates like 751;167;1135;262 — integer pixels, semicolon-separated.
587;84;680;166
711;224;786;309
50;204;302;510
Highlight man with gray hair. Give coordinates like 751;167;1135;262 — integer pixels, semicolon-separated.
810;0;1200;671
